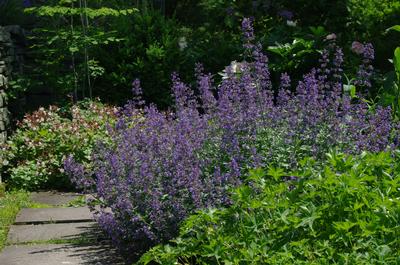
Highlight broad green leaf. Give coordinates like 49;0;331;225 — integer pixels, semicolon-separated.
69;46;79;53
394;47;400;78
38;129;49;137
386;25;400;33
333;221;357;232
343;84;357;98
267;167;285;181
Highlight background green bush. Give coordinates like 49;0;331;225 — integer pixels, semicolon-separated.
7;0;398;112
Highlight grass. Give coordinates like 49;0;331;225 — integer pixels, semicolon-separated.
64;195;87;208
28;202;52;208
0;190;94;251
0;191;31;250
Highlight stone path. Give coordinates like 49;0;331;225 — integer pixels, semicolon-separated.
30;191;81;206
15;207;94;224
0;192;126;265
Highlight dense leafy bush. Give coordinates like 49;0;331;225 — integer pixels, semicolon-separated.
12;0;136;108
65;19;400;259
14;0;400;110
96;9;188;107
140;151;400;264
0;100;117;190
348;0;400;39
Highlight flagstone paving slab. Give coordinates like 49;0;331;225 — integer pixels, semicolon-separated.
15;207;94;225
0;193;126;264
0;244;126;265
7;222;99;244
30;192;82;206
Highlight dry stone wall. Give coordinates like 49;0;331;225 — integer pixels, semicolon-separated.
0;25;25;144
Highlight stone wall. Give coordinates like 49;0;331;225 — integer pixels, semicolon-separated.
0;25;25;144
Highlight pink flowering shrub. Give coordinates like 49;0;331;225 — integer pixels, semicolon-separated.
0;100;118;190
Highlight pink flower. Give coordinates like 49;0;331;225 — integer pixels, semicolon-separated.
351;41;364;55
325;33;337;41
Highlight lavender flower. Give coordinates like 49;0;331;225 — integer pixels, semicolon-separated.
363;43;375;61
131;79;145;107
354;42;375;87
242;17;255;42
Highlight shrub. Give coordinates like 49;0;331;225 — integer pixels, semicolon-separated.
97;8;189;107
13;1;137;108
1;100;118;190
65;19;400;258
140;151;400;264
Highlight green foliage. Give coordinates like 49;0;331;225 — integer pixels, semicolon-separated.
380;26;400;119
3;0;398;110
18;0;137;104
254;122;335;171
0;191;31;250
140;151;400;264
348;0;400;35
0;183;5;197
267;35;320;73
64;195;87;207
0;100;117;190
25;5;136;18
96;9;188;107
19;1;195;108
393;47;400;118
10;0;397;108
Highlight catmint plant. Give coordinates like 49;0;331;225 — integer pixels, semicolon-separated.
65;18;399;258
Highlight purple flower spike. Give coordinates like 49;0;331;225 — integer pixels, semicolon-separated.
354;42;375;87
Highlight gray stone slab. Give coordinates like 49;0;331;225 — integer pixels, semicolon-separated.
15;207;94;225
0;244;126;265
30;192;82;206
7;222;98;244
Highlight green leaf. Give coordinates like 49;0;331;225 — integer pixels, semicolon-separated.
394;47;400;78
47;35;59;45
267;167;285;181
68;46;79;53
248;168;265;181
309;26;326;37
386;25;400;33
333;221;357;232
343;84;357;98
38;129;49;137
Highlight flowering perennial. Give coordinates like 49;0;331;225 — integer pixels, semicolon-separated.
65;18;399;257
